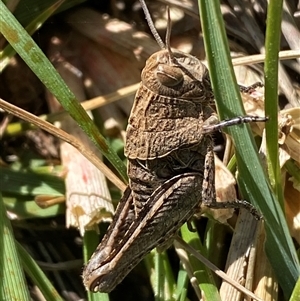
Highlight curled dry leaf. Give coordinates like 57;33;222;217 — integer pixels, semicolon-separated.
285;172;300;244
280;108;300;244
63;140;114;236
278;107;300;165
241;78;300;165
259;106;300;168
201;155;235;224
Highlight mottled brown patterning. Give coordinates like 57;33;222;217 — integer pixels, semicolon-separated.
82;1;267;294
83;48;217;292
125;49;216;213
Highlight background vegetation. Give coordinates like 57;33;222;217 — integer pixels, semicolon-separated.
1;0;299;300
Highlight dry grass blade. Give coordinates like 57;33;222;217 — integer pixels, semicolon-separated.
219;211;267;300
0;98;126;193
232;50;300;66
174;237;264;301
81;83;140;112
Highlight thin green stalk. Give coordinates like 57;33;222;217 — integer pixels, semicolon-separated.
264;0;284;207
83;231;110;301
154;251;165;301
162;252;176;300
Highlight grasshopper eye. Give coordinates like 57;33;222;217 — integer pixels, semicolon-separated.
156;64;183;87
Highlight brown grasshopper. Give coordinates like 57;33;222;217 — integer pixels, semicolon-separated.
82;0;266;293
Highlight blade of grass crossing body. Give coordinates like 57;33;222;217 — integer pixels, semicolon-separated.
0;1;127;183
198;0;299;298
264;0;284;207
83;231;110;301
0;193;31;301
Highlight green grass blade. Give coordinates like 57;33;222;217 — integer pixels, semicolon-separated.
0;167;65;196
1;0;65;70
3;194;65;219
180;223;221;301
83;231;110;301
12;0;86;25
198;0;299;298
264;0;284;206
0;193;31;301
289;277;300;301
153;251;176;301
154;251;165;301
174;269;189;301
17;242;64;301
161;252;176;300
0;1;127;182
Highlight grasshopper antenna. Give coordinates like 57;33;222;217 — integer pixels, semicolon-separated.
139;0;165;49
139;1;175;62
165;6;175;63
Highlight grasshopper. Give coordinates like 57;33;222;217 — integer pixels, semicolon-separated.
83;0;266;293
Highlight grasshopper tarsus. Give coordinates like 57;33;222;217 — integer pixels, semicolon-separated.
239;82;264;93
202;115;268;134
203;199;262;220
